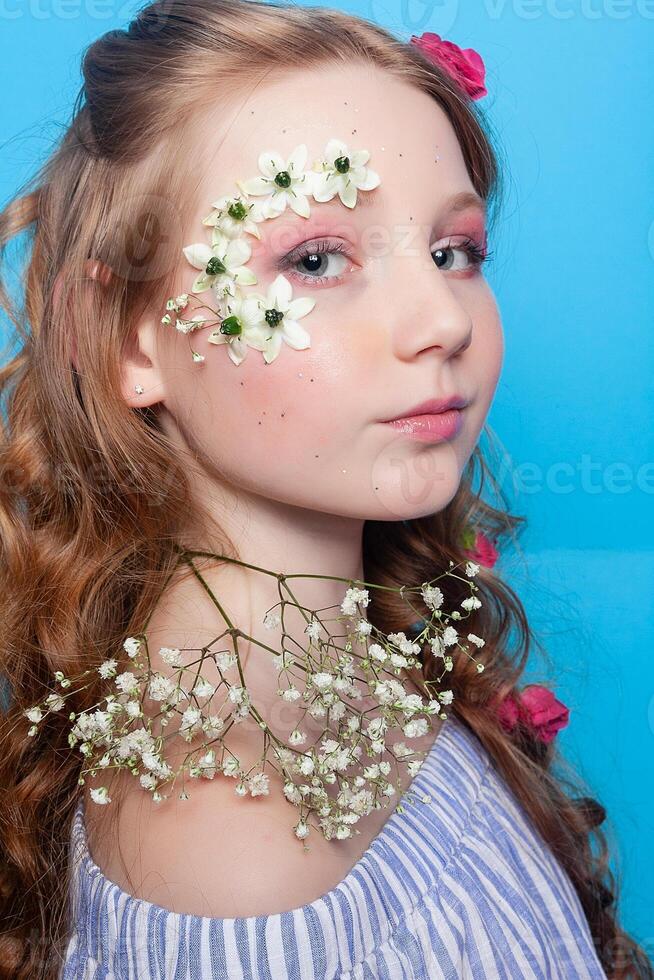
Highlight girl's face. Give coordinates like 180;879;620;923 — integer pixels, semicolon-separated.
153;62;503;521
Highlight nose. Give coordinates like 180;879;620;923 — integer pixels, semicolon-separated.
388;251;474;361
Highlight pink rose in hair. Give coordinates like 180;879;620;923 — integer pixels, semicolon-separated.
409;32;488;101
495;693;520;734
494;685;570;743
518;685;570;743
465;531;499;569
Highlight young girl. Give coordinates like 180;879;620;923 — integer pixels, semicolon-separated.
0;2;650;978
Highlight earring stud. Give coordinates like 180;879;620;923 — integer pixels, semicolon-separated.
134;384;144;394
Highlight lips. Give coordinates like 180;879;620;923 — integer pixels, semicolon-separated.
381;395;468;423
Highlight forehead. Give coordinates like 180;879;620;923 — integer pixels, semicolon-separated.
190;62;476;221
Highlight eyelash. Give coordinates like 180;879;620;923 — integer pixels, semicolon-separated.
277;236;492;286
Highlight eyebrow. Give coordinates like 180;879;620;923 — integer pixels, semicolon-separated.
443;190;487;216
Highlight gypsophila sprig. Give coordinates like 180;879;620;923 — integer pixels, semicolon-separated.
23;548;487;845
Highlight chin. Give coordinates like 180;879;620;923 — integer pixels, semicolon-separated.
365;453;463;522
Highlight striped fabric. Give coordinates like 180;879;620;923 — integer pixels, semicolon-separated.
61;714;608;979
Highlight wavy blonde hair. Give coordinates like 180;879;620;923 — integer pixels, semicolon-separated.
0;1;651;976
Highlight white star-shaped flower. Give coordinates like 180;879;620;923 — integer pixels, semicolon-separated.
311;139;381;209
182;236;258;296
248;274;315;365
237;144;313;218
201;192;271;242
206;290;271;366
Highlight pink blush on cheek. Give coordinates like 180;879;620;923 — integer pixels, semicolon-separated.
229;352;330;433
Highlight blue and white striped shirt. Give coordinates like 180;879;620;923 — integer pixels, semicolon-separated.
61;714;608;978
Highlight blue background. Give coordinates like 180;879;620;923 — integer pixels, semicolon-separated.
1;0;652;951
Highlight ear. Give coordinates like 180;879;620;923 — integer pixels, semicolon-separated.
119;303;168;410
54;259;166;410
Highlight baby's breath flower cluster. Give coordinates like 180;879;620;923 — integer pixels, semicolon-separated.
24;550;486;845
161;138;381;366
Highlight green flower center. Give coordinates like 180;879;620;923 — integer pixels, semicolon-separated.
206;256;227;276
228;201;247;221
219;315;242;336
334;155;350;174
265;308;284;328
274;170;292;188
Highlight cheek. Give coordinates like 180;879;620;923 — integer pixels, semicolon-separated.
472;292;504;389
199;334;354;453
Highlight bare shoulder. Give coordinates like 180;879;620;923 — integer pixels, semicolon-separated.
83;768;352;918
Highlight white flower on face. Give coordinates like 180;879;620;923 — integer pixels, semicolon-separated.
465;561;481;578
45;693;65;712
201;193;271;241
182;236;257;296
237;144;313;219
25;706;43;724
206;289;271;367
311;139;381;209
461;596;482;611
243;274;315;366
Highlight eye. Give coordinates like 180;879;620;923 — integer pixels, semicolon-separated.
431;236;491;273
277;239;352;285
